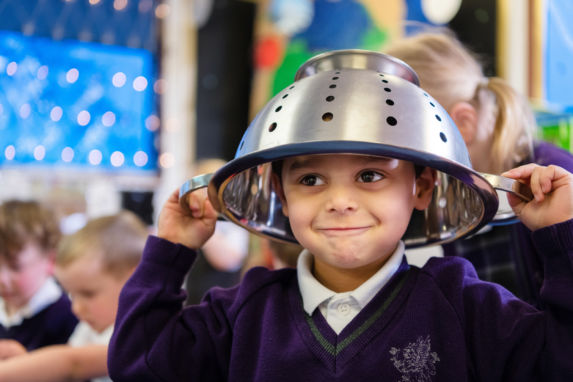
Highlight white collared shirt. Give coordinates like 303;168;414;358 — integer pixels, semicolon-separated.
0;277;63;327
297;241;405;334
68;322;114;382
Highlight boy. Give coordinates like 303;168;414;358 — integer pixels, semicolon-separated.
0;211;147;382
108;154;573;380
0;200;77;356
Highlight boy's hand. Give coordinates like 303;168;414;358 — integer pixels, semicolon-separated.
157;188;218;249
502;164;573;231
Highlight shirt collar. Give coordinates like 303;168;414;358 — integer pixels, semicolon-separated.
297;241;405;315
0;277;63;327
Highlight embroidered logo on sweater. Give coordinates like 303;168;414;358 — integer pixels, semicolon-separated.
389;335;440;382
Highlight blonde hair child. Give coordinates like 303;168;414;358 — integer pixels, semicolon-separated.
385;30;535;174
0;211;147;382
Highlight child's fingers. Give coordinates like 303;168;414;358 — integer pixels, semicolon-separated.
186;188;209;219
502;164;555;202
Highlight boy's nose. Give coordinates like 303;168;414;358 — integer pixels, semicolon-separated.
325;186;358;213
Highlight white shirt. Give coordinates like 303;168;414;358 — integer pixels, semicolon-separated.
0;277;63;327
297;241;405;334
68;322;114;382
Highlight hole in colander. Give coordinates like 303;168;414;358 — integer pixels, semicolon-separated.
440;132;447;142
326;96;335;102
386;99;394;106
332;76;339;80
381;79;388;83
329;84;337;89
379;73;385;77
435;114;442;122
335;71;340;74
423;92;429;97
429;101;435;107
282;94;289;99
239;140;245;150
384;87;391;92
322;112;334;122
275;106;282;112
289;85;295;89
386;116;397;126
269;122;277;132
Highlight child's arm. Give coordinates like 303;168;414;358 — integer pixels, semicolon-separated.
156;188;218;248
502;164;573;230
0;339;27;360
0;344;107;381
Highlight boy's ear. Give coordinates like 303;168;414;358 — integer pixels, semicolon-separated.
414;167;437;211
449;101;478;145
271;172;289;217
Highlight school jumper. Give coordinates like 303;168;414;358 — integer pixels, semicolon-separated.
108;219;573;382
0;277;78;350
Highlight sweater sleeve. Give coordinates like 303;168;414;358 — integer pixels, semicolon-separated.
107;236;237;382
532;219;573;379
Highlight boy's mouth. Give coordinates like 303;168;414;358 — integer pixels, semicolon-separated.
317;226;371;236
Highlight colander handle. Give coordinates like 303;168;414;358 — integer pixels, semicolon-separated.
481;173;533;202
178;173;214;215
481;173;533;223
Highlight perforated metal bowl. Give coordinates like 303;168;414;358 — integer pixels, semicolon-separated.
180;49;530;247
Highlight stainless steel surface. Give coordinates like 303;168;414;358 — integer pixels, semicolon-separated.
294;49;420;85
178;49;526;247
480;173;533;222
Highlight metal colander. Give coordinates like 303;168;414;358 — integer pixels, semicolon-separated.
180;49;530;247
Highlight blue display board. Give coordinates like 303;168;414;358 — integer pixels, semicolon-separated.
0;31;158;174
545;0;573;111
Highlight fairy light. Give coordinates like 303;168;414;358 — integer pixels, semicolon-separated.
61;147;74;162
77;110;91;126
110;151;125;167
50;106;63;122
133;75;148;91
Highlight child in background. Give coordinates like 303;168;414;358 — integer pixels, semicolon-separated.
384;30;573;304
0;200;78;357
0;211;147;382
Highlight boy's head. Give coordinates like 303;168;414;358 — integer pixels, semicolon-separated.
0;200;61;311
54;211;148;333
275;154;434;288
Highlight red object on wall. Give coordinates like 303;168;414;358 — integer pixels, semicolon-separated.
254;36;283;69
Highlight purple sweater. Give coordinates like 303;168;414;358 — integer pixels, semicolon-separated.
109;220;573;381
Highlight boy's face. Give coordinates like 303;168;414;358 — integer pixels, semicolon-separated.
55;252;131;333
0;244;54;311
279;154;434;289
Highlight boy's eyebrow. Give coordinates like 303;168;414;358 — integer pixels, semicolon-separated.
285;155;395;172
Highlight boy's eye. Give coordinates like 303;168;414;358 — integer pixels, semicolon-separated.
357;170;384;183
299;174;324;186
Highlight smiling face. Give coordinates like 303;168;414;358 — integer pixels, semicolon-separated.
279;154;434;291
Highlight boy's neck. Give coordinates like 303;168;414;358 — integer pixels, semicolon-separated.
312;255;390;293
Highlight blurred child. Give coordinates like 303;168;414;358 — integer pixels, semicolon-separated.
385;30;573;304
0;211;147;382
0;200;77;357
